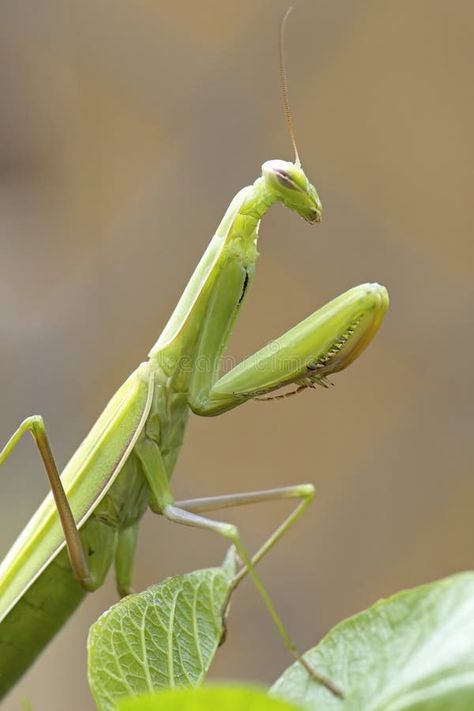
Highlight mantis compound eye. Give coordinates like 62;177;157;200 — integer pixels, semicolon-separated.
274;169;300;191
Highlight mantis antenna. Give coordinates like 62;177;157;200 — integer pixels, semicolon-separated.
279;5;301;167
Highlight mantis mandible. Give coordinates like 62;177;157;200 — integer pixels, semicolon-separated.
0;8;388;701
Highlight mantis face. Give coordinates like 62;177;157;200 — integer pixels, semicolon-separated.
262;159;322;224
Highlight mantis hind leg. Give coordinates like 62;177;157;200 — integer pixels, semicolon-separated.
163;485;343;699
0;415;97;591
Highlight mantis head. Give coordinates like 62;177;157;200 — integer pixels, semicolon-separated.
268;7;323;225
262;159;322;224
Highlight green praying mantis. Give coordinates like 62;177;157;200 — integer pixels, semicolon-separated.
0;8;389;702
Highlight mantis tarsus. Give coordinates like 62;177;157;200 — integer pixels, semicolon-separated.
0;8;389;702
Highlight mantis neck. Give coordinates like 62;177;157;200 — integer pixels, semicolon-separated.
148;175;277;392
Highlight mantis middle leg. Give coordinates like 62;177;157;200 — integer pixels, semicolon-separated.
163;484;343;698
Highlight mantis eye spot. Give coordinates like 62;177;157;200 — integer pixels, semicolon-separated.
275;170;299;191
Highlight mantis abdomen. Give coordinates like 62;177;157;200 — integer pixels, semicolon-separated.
0;467;153;697
0;545;84;696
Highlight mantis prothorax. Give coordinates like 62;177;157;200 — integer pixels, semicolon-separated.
0;8;389;701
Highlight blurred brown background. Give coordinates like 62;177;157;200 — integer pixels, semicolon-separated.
0;0;472;708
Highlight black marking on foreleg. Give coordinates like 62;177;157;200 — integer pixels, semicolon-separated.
238;270;250;306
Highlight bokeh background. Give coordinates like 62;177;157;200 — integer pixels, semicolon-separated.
0;0;472;708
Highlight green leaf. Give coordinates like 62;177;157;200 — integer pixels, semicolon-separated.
271;572;474;710
88;551;236;711
117;686;303;711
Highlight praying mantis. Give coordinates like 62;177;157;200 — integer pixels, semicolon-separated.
0;8;389;702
